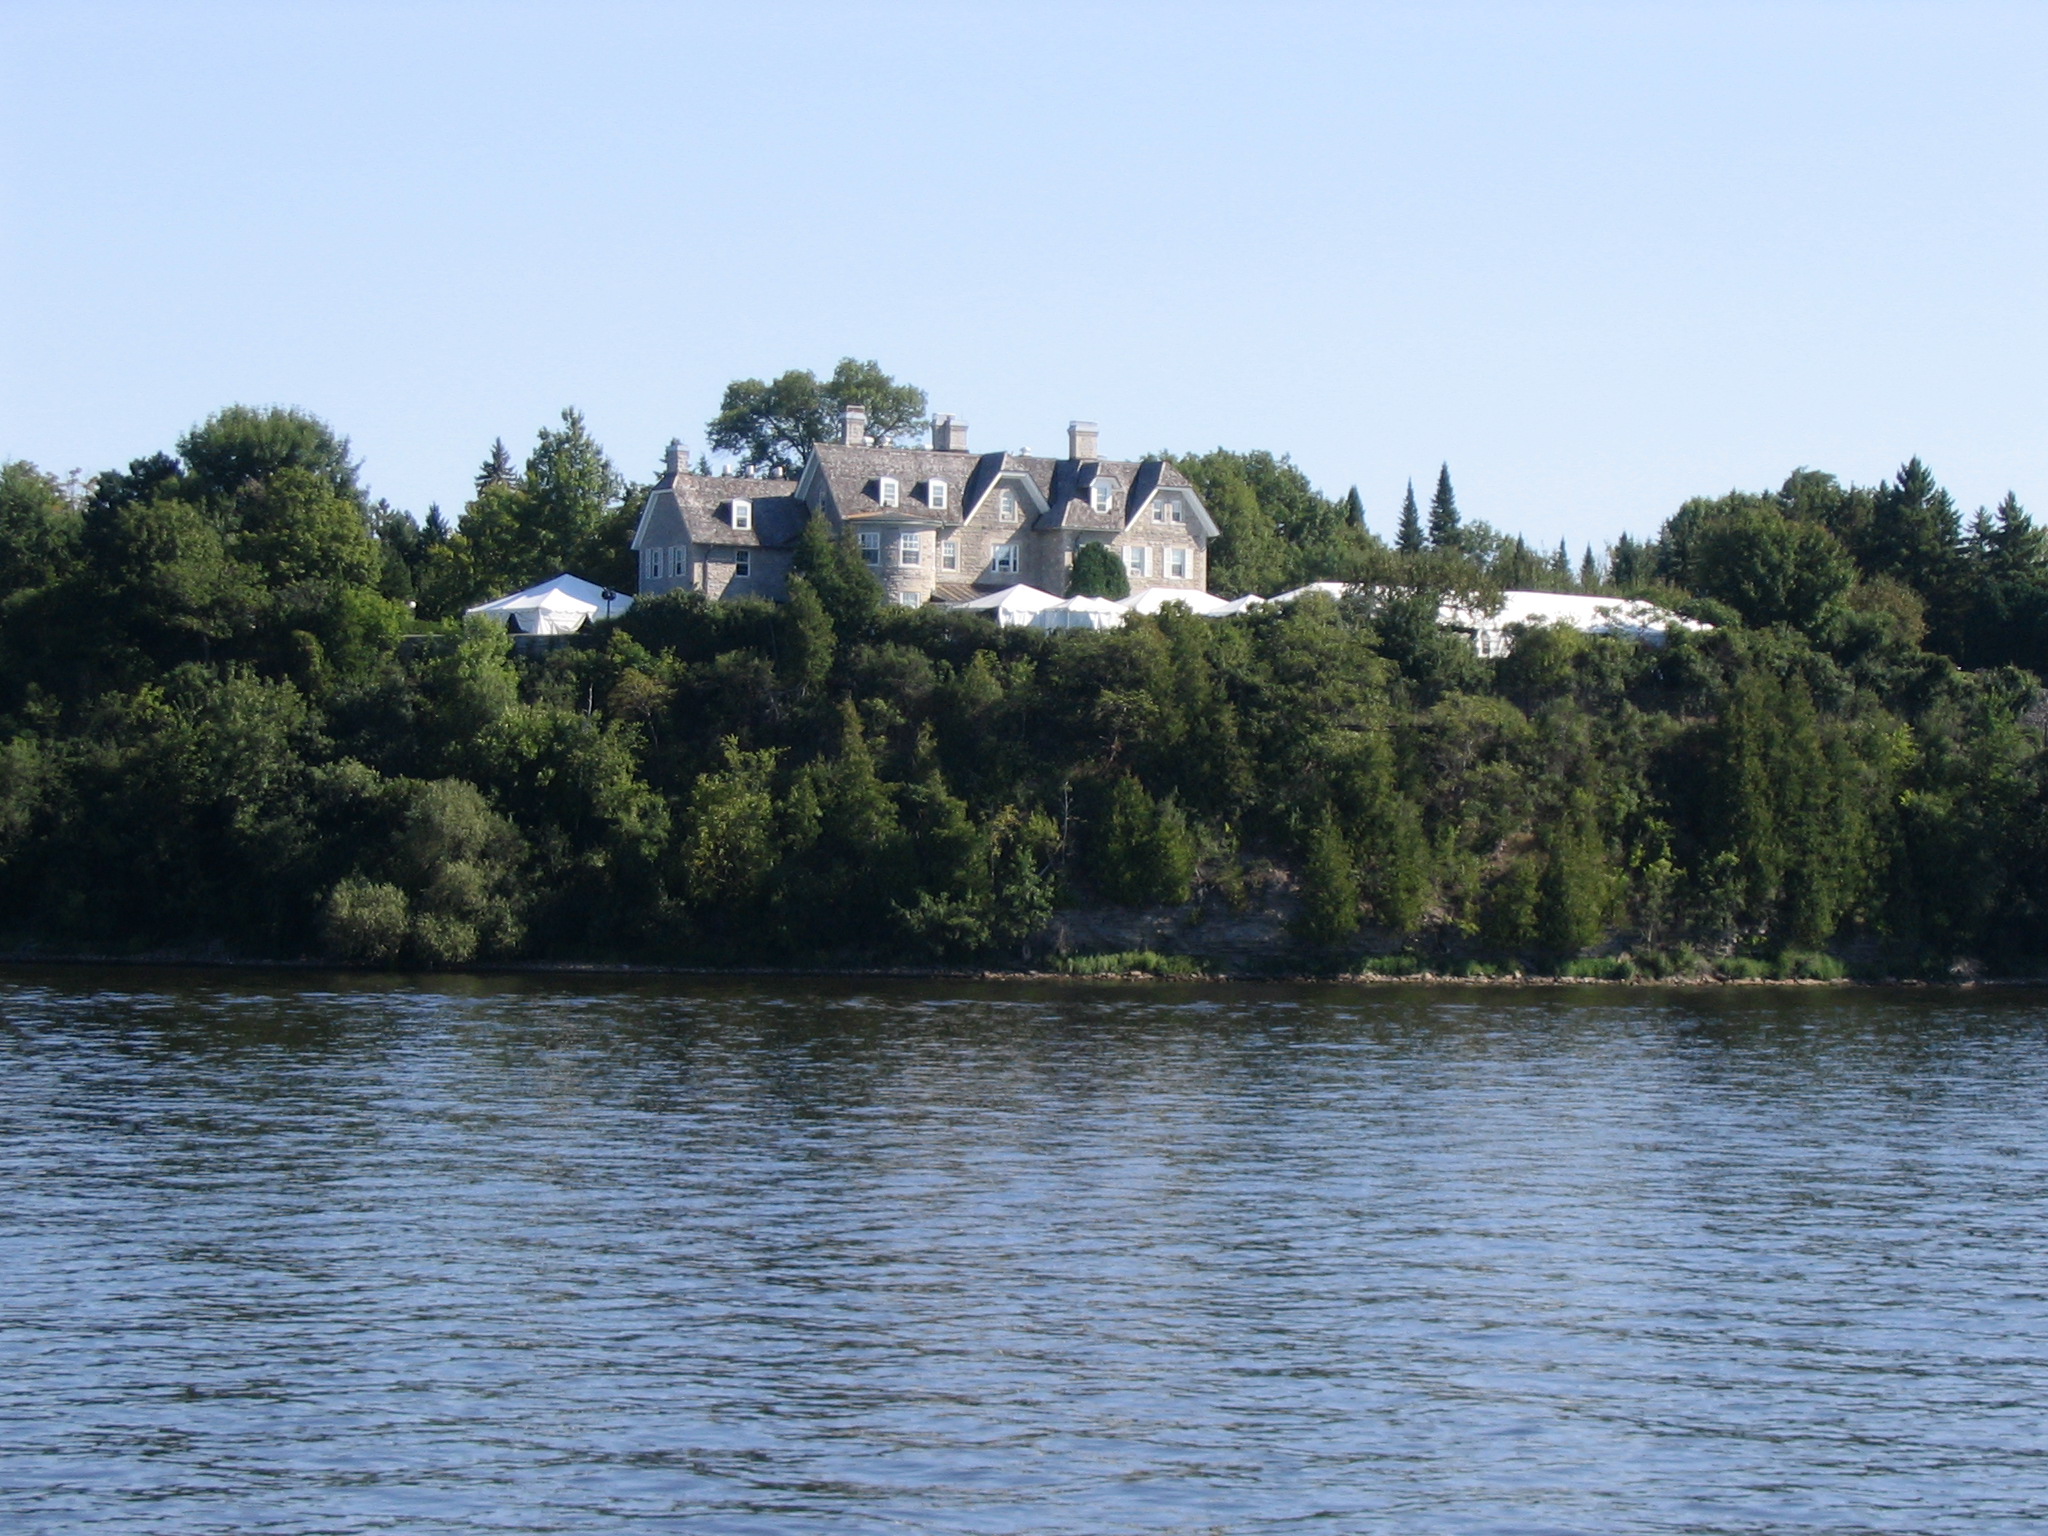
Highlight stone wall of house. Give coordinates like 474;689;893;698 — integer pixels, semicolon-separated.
637;539;693;598
860;526;938;608
697;547;791;602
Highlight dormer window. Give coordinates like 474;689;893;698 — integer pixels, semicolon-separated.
1091;480;1116;513
730;498;752;531
928;478;948;510
878;477;900;508
1152;495;1182;524
998;488;1018;522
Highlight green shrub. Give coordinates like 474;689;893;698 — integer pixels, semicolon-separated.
1559;956;1632;980
1066;540;1129;599
1718;956;1772;980
1090;778;1195;906
320;877;409;963
1777;949;1847;980
410;910;479;965
1357;954;1422;976
1295;814;1361;943
1054;950;1205;977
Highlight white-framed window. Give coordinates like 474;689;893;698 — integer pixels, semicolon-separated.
670;546;686;579
998;488;1018;522
895;591;922;608
993;542;1020;575
1153;495;1183;523
645;547;661;580
859;530;882;565
878;477;899;508
1168;547;1189;579
940;538;958;572
1091;480;1116;513
928;479;948;510
898;531;921;567
1123;544;1150;577
731;498;752;530
734;548;751;577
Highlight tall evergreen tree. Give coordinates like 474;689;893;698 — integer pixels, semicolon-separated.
1859;457;1960;594
1396;481;1424;554
1578;546;1600;591
1342;486;1367;531
1981;492;2046;578
1608;533;1642;588
1427;464;1461;551
475;438;518;491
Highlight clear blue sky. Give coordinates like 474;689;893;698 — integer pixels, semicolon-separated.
4;1;2043;553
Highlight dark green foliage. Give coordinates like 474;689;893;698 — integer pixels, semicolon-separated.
1396;481;1424;554
1171;448;1382;595
0;462;80;600
1538;798;1613;956
1428;464;1461;551
178;405;359;506
1089;777;1195;907
790;512;883;631
1067;541;1129;599
1659;494;1854;633
707;358;927;476
1295;813;1361;943
0;407;2044;976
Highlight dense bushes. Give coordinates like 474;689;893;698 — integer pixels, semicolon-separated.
1;408;2046;972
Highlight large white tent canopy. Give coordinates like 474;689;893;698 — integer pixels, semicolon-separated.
952;584;1066;627
943;580;1703;651
466;574;632;635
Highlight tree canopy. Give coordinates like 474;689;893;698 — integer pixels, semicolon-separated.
0;405;2042;981
706;358;928;477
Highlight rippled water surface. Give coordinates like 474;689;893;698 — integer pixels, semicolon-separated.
4;973;2048;1533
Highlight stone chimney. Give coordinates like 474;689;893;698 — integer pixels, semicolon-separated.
663;438;686;477
841;403;867;446
1068;420;1099;460
931;414;969;453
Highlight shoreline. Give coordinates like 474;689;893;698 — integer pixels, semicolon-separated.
0;951;2038;989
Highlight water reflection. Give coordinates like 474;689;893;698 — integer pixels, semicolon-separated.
3;971;2046;1533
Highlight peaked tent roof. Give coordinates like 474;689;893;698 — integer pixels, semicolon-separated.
466;573;632;635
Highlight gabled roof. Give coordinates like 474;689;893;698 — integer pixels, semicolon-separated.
802;440;1217;542
958;453;1052;522
809;442;975;526
632;469;805;550
1129;459;1220;540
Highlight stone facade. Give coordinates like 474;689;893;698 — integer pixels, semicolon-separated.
630;414;1218;607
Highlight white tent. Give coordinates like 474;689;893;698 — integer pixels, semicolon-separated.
1117;586;1237;617
951;583;1065;627
466;574;632;636
1267;581;1360;605
1032;594;1128;631
1439;590;1709;658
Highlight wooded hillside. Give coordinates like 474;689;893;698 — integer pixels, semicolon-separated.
2;406;2043;977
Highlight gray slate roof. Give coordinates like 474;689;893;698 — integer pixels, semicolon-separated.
810;442;1216;539
809;443;979;526
633;470;805;550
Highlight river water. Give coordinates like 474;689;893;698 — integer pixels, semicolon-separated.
3;973;2046;1533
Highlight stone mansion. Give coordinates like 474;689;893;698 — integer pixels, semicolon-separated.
630;409;1219;607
